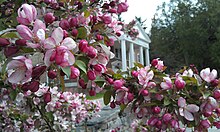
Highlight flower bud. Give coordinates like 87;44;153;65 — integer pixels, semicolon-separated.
48;70;57;79
79;78;86;89
87;46;97;58
59;19;70;30
16;25;33;40
108;8;117;13
107;78;114;84
102;3;109;9
96;34;104;41
87;70;96;81
15;39;26;46
109;1;116;7
110;101;116;108
127;93;134;102
162;113;172;123
32;66;47;80
89;89;96;96
0;38;10;46
155;93;164;101
151;59;158;67
21;82;30;91
29;81;40;92
213;90;220;100
213;121;220;129
17;4;37;25
4;46;19;57
131;70;138;77
156;120;162;129
93;64;103;73
175;78;186;90
106;38;114;46
211;79;219;87
148;116;159;126
203;111;212;117
117;2;128;13
71;29;78;37
141;90;149;96
63;30;68;38
101;14;112;24
79;39;88;53
152;106;161;114
44;92;51;103
69;17;78;27
113;80;124;89
171;119;179;129
70;66;80;79
200;119;211;129
44;13;55;24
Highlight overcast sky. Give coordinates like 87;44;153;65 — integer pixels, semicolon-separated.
121;0;168;32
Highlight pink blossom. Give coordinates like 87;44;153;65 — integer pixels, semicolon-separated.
101;14;112;24
0;38;10;47
117;2;128;13
182;69;193;77
7;56;32;84
200;119;211;129
175;76;186;90
17;4;37;25
70;66;80;79
44;27;76;67
44;13;55;24
160;77;173;90
213;90;220;100
138;66;154;88
200;97;218;113
113;79;124;90
178;97;199;121
87;70;96;81
200;68;217;83
155;59;164;71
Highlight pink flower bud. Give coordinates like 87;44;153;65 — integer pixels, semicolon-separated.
71;29;78;37
69;17;78;27
93;64;103;73
29;81;40;92
113;80;124;89
44;92;51;103
117;2;128;13
156;120;162;128
32;66;47;80
4;46;19;57
131;70;138;77
155;93;164;101
101;14;112;24
15;39;26;46
171;119;179;129
16;25;33;40
70;66;80;79
17;4;37;25
87;70;96;81
0;38;10;46
87;46;97;58
211;79;219;87
152;106;161;114
203;111;212;117
148;116;159;126
213;90;220;100
63;30;68;38
44;13;55;24
79;39;88;53
109;1;116;7
151;59;158;67
59;19;70;30
216;108;220;114
89;89;96;96
127;93;134;102
162;113;172;123
110;101;116;108
141;90;149;96
48;70;57;79
109;8;117;13
96;34;104;41
107;78;114;84
79;78;86;89
106;38;114;46
175;78;186;90
214;121;220;129
200;120;211;129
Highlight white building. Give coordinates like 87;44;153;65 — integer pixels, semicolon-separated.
110;22;151;72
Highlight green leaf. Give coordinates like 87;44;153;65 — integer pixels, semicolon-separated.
134;62;144;68
77;27;87;39
164;97;171;106
9;89;18;100
61;67;71;78
1;32;19;38
203;91;211;99
113;73;123;79
103;90;112;105
120;104;127;112
84;10;90;18
74;60;87;73
45;112;54;122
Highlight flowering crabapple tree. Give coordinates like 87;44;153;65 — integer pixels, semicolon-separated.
0;0;219;132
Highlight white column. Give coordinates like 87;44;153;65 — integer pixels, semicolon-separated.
139;46;144;65
129;43;135;68
145;48;150;66
121;39;127;71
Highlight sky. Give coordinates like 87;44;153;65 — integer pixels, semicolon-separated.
121;0;168;32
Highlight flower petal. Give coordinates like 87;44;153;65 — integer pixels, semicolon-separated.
179;108;184;116
44;49;55;67
62;37;76;50
33;19;46;34
8;69;26;84
51;27;63;44
26;42;40;48
186;104;199;113
178;97;186;107
184;109;194;121
44;37;56;49
66;50;75;65
16;25;33;40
